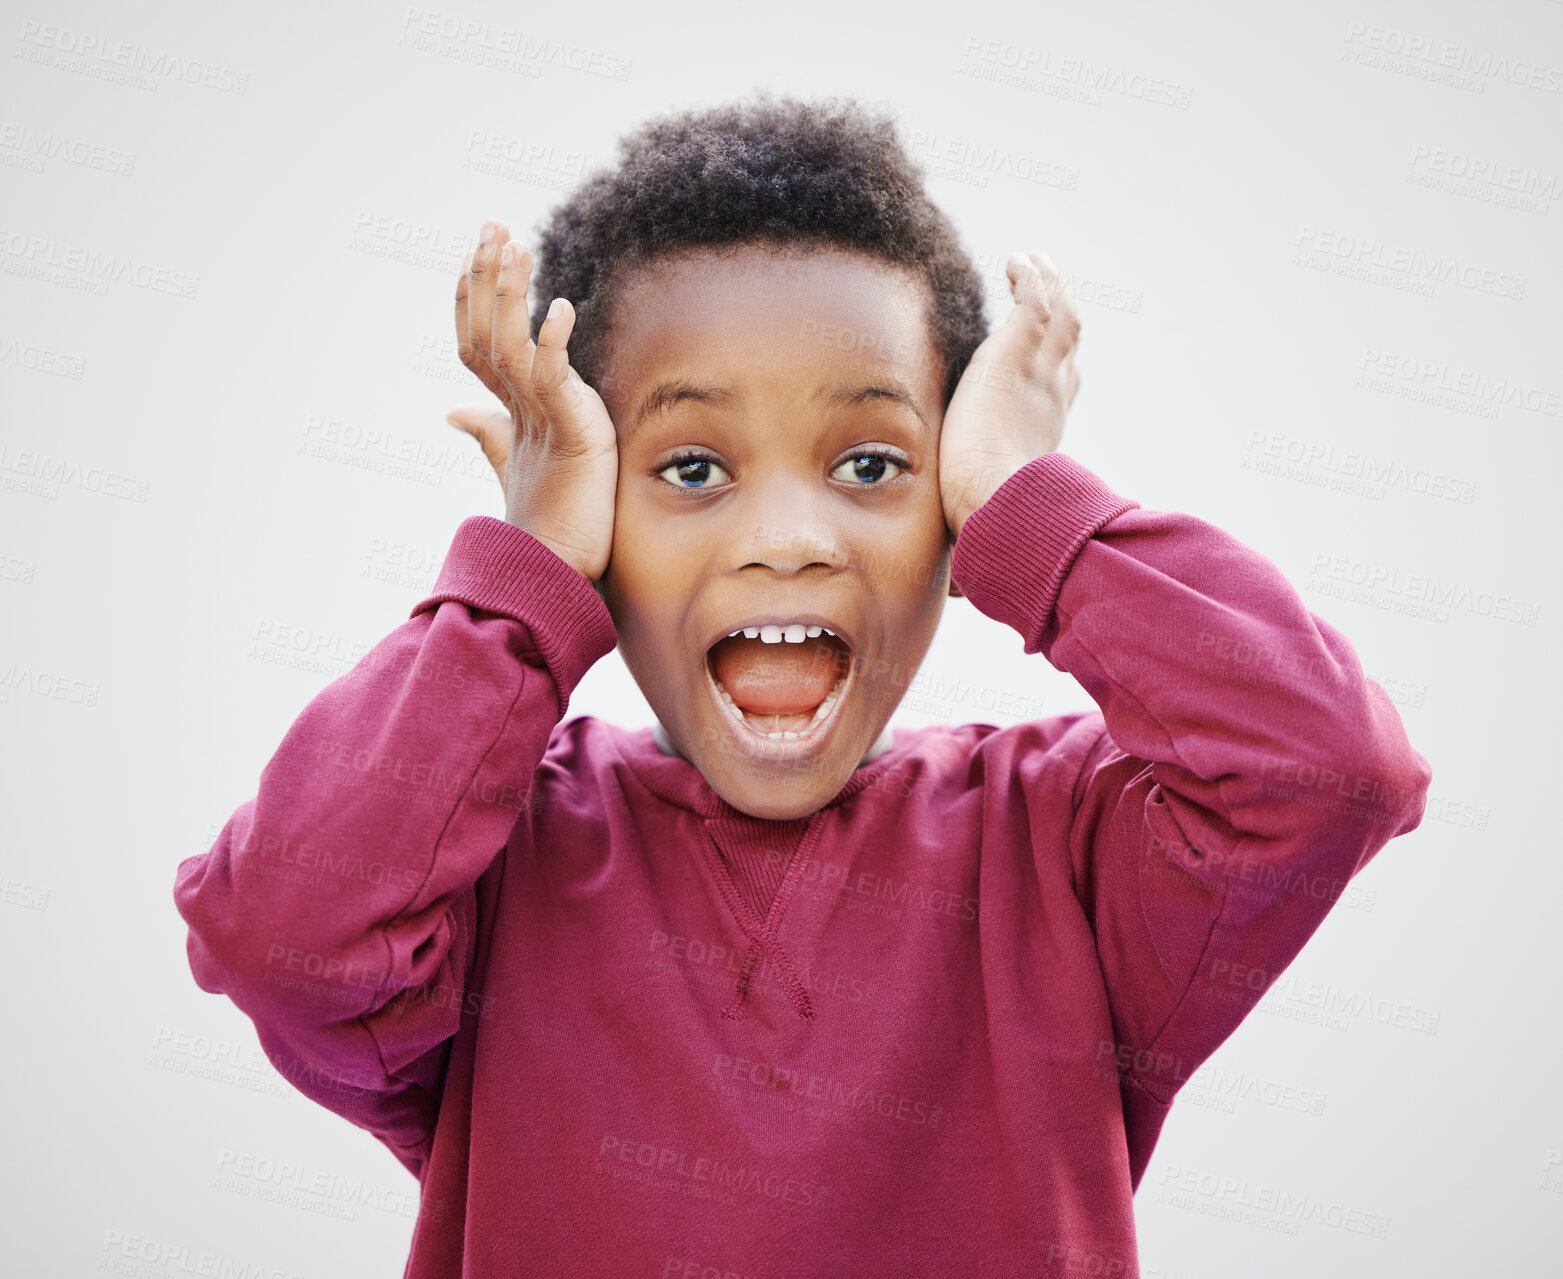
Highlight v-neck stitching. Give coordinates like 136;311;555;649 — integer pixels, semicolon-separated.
698;809;830;1021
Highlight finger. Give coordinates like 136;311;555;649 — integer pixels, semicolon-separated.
462;218;511;389
531;296;575;395
1026;251;1081;366
530;297;601;459
1001;250;1073;365
456;249;507;404
1004;252;1054;339
489;239;538;403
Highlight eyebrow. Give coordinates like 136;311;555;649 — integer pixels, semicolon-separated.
630;379;741;431
628;377;928;433
819;381;928;426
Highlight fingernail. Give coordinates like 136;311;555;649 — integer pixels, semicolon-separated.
480;221;497;244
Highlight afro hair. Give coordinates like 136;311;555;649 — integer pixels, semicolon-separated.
527;91;990;407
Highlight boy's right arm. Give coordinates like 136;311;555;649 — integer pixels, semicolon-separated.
172;519;616;1176
175;217;617;1175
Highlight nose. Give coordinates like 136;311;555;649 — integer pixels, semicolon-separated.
732;477;848;576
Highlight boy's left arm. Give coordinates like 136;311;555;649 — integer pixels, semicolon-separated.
950;450;1433;1183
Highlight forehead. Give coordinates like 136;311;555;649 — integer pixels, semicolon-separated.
598;245;941;420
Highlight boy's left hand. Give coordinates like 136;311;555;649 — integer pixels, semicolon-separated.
939;251;1082;542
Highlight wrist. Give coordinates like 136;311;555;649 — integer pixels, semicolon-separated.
503;510;604;583
949;452;1139;641
943;452;1038;541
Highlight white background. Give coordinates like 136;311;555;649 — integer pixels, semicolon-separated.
1;0;1558;1275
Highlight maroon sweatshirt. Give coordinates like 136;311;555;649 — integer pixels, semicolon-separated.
173;453;1431;1278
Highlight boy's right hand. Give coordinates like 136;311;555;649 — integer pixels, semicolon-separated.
451;219;618;583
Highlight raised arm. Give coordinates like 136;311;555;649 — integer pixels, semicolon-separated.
950;451;1431;1185
173;521;616;1174
173;217;621;1176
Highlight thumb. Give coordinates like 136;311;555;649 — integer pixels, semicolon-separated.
446;406;512;487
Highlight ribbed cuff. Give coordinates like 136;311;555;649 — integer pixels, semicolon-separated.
410;515;618;703
950;452;1138;649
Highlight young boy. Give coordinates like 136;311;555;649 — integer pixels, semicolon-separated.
173;95;1431;1277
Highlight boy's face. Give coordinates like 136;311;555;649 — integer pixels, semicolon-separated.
597;245;951;820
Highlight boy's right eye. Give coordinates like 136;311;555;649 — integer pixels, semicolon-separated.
658;455;732;489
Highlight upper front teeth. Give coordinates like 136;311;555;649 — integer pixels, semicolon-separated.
726;623;836;643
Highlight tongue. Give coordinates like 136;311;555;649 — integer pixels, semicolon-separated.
710;635;845;713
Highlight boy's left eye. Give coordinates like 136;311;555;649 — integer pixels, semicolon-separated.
658;457;733;488
831;453;903;484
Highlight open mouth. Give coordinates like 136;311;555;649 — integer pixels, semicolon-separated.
704;622;854;741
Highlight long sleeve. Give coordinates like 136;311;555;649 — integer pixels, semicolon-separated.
950;452;1432;1186
172;516;616;1177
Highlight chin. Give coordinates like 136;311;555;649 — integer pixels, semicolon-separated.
699;750;857;820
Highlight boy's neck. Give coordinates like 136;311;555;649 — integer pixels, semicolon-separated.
652;722;896;770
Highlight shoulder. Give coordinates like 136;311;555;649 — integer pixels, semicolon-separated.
840;711;1112;812
530;714;632;791
541;712;616;759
